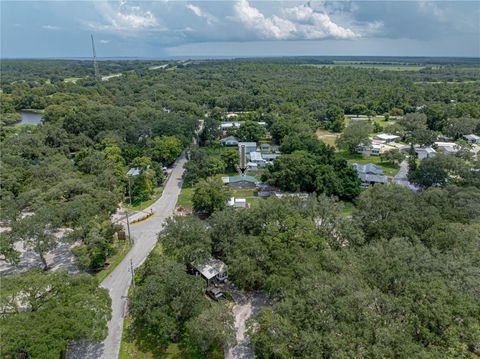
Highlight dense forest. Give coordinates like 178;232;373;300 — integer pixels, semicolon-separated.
1;58;479;358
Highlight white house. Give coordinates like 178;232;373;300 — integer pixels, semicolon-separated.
220;136;239;146
249;151;266;166
434;142;460;155
357;143;382;156
193;258;228;285
227;197;247;208
238;142;257;154
415;146;436;160
374;133;400;144
220;121;242;130
463;134;480;144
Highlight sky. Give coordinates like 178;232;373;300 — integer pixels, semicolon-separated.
1;1;479;58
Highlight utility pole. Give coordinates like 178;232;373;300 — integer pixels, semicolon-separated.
125;210;132;245
91;34;100;82
130;259;135;289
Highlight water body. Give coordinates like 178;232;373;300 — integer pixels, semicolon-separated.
16;110;43;126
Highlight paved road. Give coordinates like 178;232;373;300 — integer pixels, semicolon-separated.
393;160;409;186
68;154;186;359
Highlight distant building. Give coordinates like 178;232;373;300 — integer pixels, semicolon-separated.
352;163;388;187
249;151;266;166
238;142;257;154
357;143;382;156
350;117;370;121
463;134;480;144
434;142;460;155
374;133;400;144
192;258;228;285
227;197;247;208
220;121;242;130
260;143;271;152
415;147;436;160
222;175;257;189
220;136;239;146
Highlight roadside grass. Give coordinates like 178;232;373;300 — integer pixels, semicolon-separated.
96;240;132;283
342;152;400;177
126;186;164;212
176;186;193;210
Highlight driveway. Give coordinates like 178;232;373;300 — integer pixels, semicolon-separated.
67;154;187;359
226;292;270;359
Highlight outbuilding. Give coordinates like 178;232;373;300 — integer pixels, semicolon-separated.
193;258;228;285
463;134;480;144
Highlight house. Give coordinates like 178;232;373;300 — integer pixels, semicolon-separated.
415;147;436;160
374;133;400;144
256;182;280;197
220;121;242;130
222;175;257;189
238;142;257;154
220;136;239;146
463;134;480;144
249;151;266;166
260;143;271;152
227;197;247;208
350;117;370;121
352;163;388;187
434;142;460;155
247;162;258;171
193;258;228;285
357;143;382;156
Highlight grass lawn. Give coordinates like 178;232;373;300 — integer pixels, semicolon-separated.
342;152;400;177
126;186;164;212
95;240;132;283
176;186;193;210
316;129;339;148
64;77;82;83
341;201;356;217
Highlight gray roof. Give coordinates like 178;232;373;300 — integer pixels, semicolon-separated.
220;136;239;142
464;134;480;140
352;163;383;175
359;173;388;184
127;167;141;176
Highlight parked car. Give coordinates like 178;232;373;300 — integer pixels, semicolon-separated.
206;287;225;301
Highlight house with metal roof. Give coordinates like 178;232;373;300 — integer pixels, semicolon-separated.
463;134;480;144
352;163;388;187
220;136;239;146
415;146;436;160
374;133;401;143
238;142;257;154
193;258;228;285
222;175;257;189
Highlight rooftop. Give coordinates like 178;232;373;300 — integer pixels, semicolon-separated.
194;258;227;280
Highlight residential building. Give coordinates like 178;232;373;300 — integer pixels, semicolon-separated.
220;136;239;146
260;143;271;152
220;121;242;130
249;151;266;166
352;163;388;187
192;258;228;285
222;175;257;189
463;134;480;144
374;133;400;143
227;197;247;208
434;142;460;155
238;142;257;154
415;147;436;160
357;143;382;156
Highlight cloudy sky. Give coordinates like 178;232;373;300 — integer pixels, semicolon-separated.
1;1;479;58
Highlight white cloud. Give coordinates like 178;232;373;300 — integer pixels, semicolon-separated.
186;3;217;25
232;0;362;40
42;25;60;31
88;2;159;32
100;39;110;44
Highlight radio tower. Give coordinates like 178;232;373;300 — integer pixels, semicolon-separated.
91;34;100;82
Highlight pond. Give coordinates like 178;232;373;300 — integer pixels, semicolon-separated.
16;110;44;126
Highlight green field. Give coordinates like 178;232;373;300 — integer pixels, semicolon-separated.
342;152;400;177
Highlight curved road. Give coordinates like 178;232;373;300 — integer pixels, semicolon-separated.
68;154;186;359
